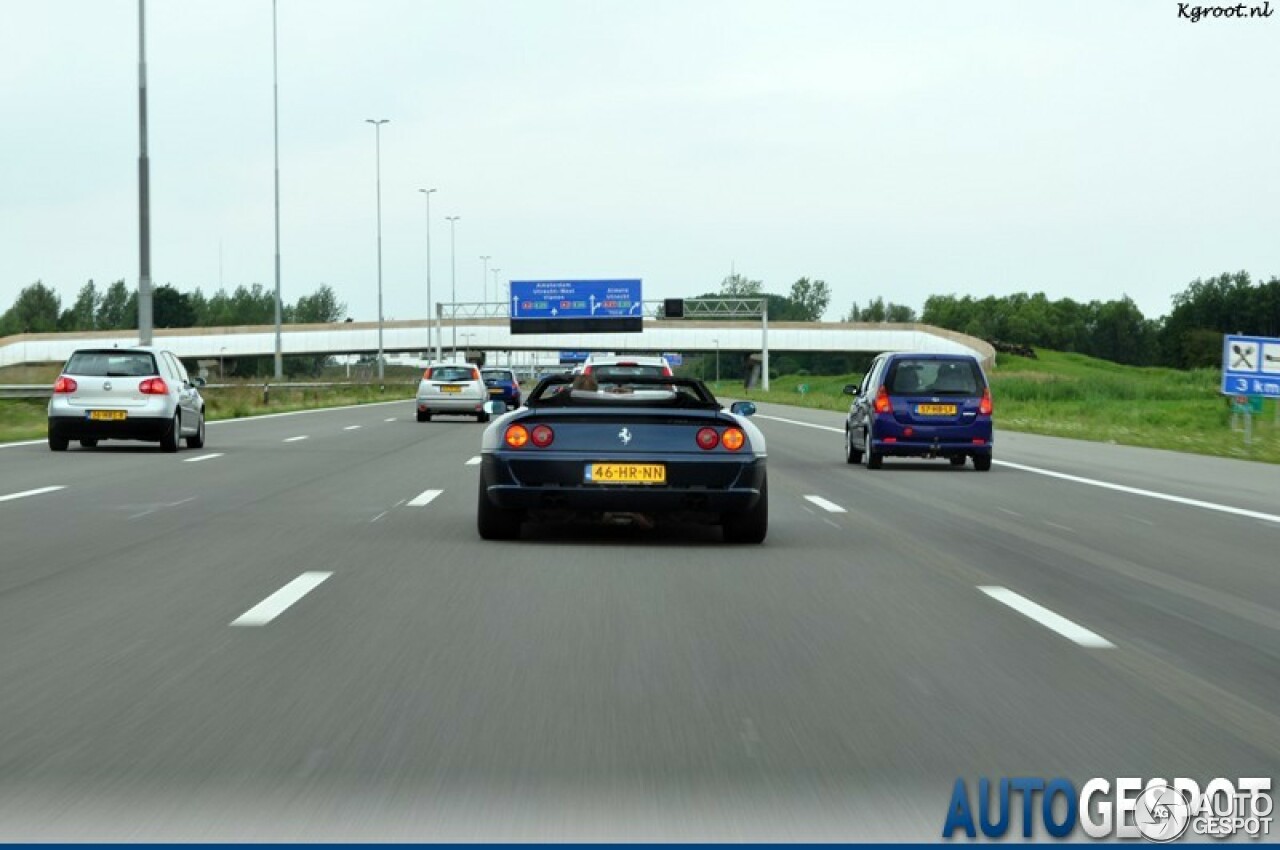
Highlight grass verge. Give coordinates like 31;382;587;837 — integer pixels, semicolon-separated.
726;350;1280;465
0;384;415;445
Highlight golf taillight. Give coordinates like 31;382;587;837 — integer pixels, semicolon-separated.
696;427;719;450
530;424;555;447
504;424;530;448
53;376;77;393
423;368;433;379
873;386;892;414
979;388;993;416
722;427;746;451
139;377;169;395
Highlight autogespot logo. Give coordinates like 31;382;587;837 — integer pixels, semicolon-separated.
942;777;1273;841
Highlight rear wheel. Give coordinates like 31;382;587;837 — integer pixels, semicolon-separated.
160;414;180;453
949;455;966;467
973;453;992;472
477;479;523;540
186;411;206;448
723;476;768;544
79;438;99;449
48;434;69;452
864;429;882;470
844;427;863;464
416;410;431;422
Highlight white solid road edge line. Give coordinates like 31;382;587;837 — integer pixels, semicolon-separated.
183;453;224;463
0;485;66;503
466;456;482;466
231;571;333;627
993;459;1280;525
803;494;847;513
978;586;1115;649
408;488;443;507
754;411;1280;526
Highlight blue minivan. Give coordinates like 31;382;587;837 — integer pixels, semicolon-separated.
843;352;993;471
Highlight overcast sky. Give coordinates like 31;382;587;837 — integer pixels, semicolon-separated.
1;0;1276;324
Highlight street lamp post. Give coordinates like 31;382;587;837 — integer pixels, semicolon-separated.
480;255;491;302
446;215;460;355
136;0;153;345
271;0;283;380
418;188;437;358
712;338;720;386
365;118;389;380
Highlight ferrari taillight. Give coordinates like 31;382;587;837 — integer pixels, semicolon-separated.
721;427;745;451
504;424;529;448
696;427;719;450
530;425;555;447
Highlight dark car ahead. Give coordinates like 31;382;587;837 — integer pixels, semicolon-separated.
481;368;522;409
843;352;993;470
477;375;767;543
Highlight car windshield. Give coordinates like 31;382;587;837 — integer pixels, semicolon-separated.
887;359;983;395
429;366;475;382
481;370;514;382
530;375;717;409
64;351;157;377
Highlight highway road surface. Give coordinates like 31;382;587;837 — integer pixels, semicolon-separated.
0;399;1276;839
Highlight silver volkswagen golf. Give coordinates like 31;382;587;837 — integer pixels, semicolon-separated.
47;347;207;452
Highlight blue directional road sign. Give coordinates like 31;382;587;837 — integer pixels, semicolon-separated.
662;352;683;367
510;279;643;335
559;351;591;363
1221;334;1280;398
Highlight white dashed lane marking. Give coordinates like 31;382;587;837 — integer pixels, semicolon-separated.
407;489;443;507
466;456;482;466
230;572;333;627
0;485;66;503
284;435;308;443
183;453;224;463
344;425;362;431
978;586;1115;649
803;495;847;513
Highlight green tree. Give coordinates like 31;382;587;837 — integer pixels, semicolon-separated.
97;280;137;330
59;280;101;331
786;277;831;321
152;284;196;328
1;281;62;333
292;284;347;324
719;273;763;297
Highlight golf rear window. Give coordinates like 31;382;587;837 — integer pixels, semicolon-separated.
887;359;983;395
65;351;158;377
431;367;474;382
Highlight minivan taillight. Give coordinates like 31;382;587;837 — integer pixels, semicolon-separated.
139;377;169;395
979;388;993;416
53;376;77;394
873;386;892;414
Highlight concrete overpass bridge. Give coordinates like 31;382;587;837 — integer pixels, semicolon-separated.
0;320;994;389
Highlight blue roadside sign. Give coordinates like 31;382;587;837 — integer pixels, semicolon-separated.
1221;334;1280;398
663;352;683;367
510;279;644;335
559;351;591;363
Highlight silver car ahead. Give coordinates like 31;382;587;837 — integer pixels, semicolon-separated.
47;347;207;452
415;362;490;422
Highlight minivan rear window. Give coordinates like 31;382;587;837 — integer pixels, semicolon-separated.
64;351;158;378
887;359;983;395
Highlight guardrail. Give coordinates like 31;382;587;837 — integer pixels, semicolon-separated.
0;381;418;400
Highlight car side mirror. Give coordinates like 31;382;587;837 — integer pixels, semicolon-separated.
729;401;757;417
192;376;207;388
483;400;507;415
842;384;859;396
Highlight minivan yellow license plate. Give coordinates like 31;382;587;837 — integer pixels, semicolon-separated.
88;410;127;421
916;404;956;416
586;463;666;484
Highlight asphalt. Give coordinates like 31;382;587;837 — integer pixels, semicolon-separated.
0;398;1276;840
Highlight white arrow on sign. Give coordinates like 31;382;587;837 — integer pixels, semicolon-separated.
589;294;598;315
550;307;558;316
511;296;519;318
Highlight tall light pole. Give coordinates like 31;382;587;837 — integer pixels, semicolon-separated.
418;188;437;357
136;0;153;345
271;0;283;379
480;255;491;302
712;338;720;385
446;215;460;355
491;268;502;308
366;118;389;380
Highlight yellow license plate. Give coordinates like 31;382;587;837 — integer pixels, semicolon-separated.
88;410;127;421
440;384;463;393
586;463;666;484
488;388;503;394
916;404;957;415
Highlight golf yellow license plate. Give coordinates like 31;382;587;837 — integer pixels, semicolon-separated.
440;385;463;393
586;463;666;484
916;404;957;416
88;410;127;421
